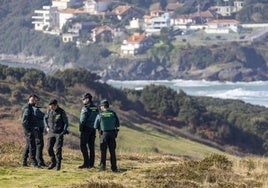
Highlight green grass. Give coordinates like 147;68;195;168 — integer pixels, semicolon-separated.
117;124;223;157
0;125;267;188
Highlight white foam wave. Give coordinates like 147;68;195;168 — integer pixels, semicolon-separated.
107;80;268;107
195;88;267;99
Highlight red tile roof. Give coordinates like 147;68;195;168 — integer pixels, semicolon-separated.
207;19;239;24
166;2;183;11
60;8;86;14
127;33;146;44
112;5;132;15
92;25;113;35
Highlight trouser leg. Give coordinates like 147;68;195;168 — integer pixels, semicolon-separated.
88;130;96;167
55;134;63;161
55;134;63;170
25;131;38;166
100;141;107;170
108;135;117;171
35;129;45;164
47;136;56;163
22;139;29;166
80;133;89;166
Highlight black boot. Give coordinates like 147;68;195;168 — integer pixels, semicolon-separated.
32;159;41;168
56;161;61;171
48;159;56;170
48;162;56;169
78;163;89;169
22;160;27;167
39;161;47;167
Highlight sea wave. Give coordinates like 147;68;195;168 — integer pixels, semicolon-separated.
107;79;268;107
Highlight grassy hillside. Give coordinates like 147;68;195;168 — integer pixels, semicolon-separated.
1;118;268;188
0;67;268;187
0;103;267;187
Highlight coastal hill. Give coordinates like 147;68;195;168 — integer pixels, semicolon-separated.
1;66;268;156
1;0;268;82
1;67;268;187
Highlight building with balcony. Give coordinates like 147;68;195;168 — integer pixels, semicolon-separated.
213;0;244;17
58;8;87;29
91;25;114;43
84;0;112;14
52;0;80;10
144;12;171;33
32;6;59;31
120;33;154;56
205;19;239;33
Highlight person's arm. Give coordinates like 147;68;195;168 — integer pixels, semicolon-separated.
79;107;88;132
21;106;30;132
61;110;69;134
44;109;49;132
114;112;120;129
94;114;100;130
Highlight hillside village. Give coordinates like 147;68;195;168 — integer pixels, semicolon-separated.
31;0;268;56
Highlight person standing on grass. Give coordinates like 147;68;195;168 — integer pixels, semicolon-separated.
32;98;46;167
44;99;69;171
78;93;99;169
23;97;46;167
21;94;40;168
94;100;120;172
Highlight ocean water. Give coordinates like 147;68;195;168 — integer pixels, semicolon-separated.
107;79;268;108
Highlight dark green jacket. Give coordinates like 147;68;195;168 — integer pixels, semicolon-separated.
33;106;45;129
94;109;120;131
79;102;99;132
21;103;34;132
44;106;69;134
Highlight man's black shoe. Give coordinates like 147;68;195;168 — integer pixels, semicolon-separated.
33;164;41;169
22;162;27;167
56;162;61;171
39;162;47;167
48;163;56;170
112;169;119;173
78;164;89;169
99;167;106;172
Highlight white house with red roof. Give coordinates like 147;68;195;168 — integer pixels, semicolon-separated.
58;8;87;29
173;10;215;25
205;19;239;33
91;25;114;43
120;33;154;55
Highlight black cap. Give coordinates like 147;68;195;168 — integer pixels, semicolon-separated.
99;100;109;107
49;99;58;105
82;93;92;100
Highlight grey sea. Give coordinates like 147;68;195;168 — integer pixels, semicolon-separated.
107;79;268;108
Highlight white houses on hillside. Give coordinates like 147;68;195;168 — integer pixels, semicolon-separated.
121;33;154;55
205;19;239;33
32;6;59;31
84;0;112;14
212;0;244;17
52;0;84;10
144;12;171;33
58;8;87;29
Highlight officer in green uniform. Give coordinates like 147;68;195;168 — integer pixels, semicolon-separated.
23;98;46;167
44;99;69;171
78;93;99;169
21;94;40;168
33;99;46;167
94;100;120;172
